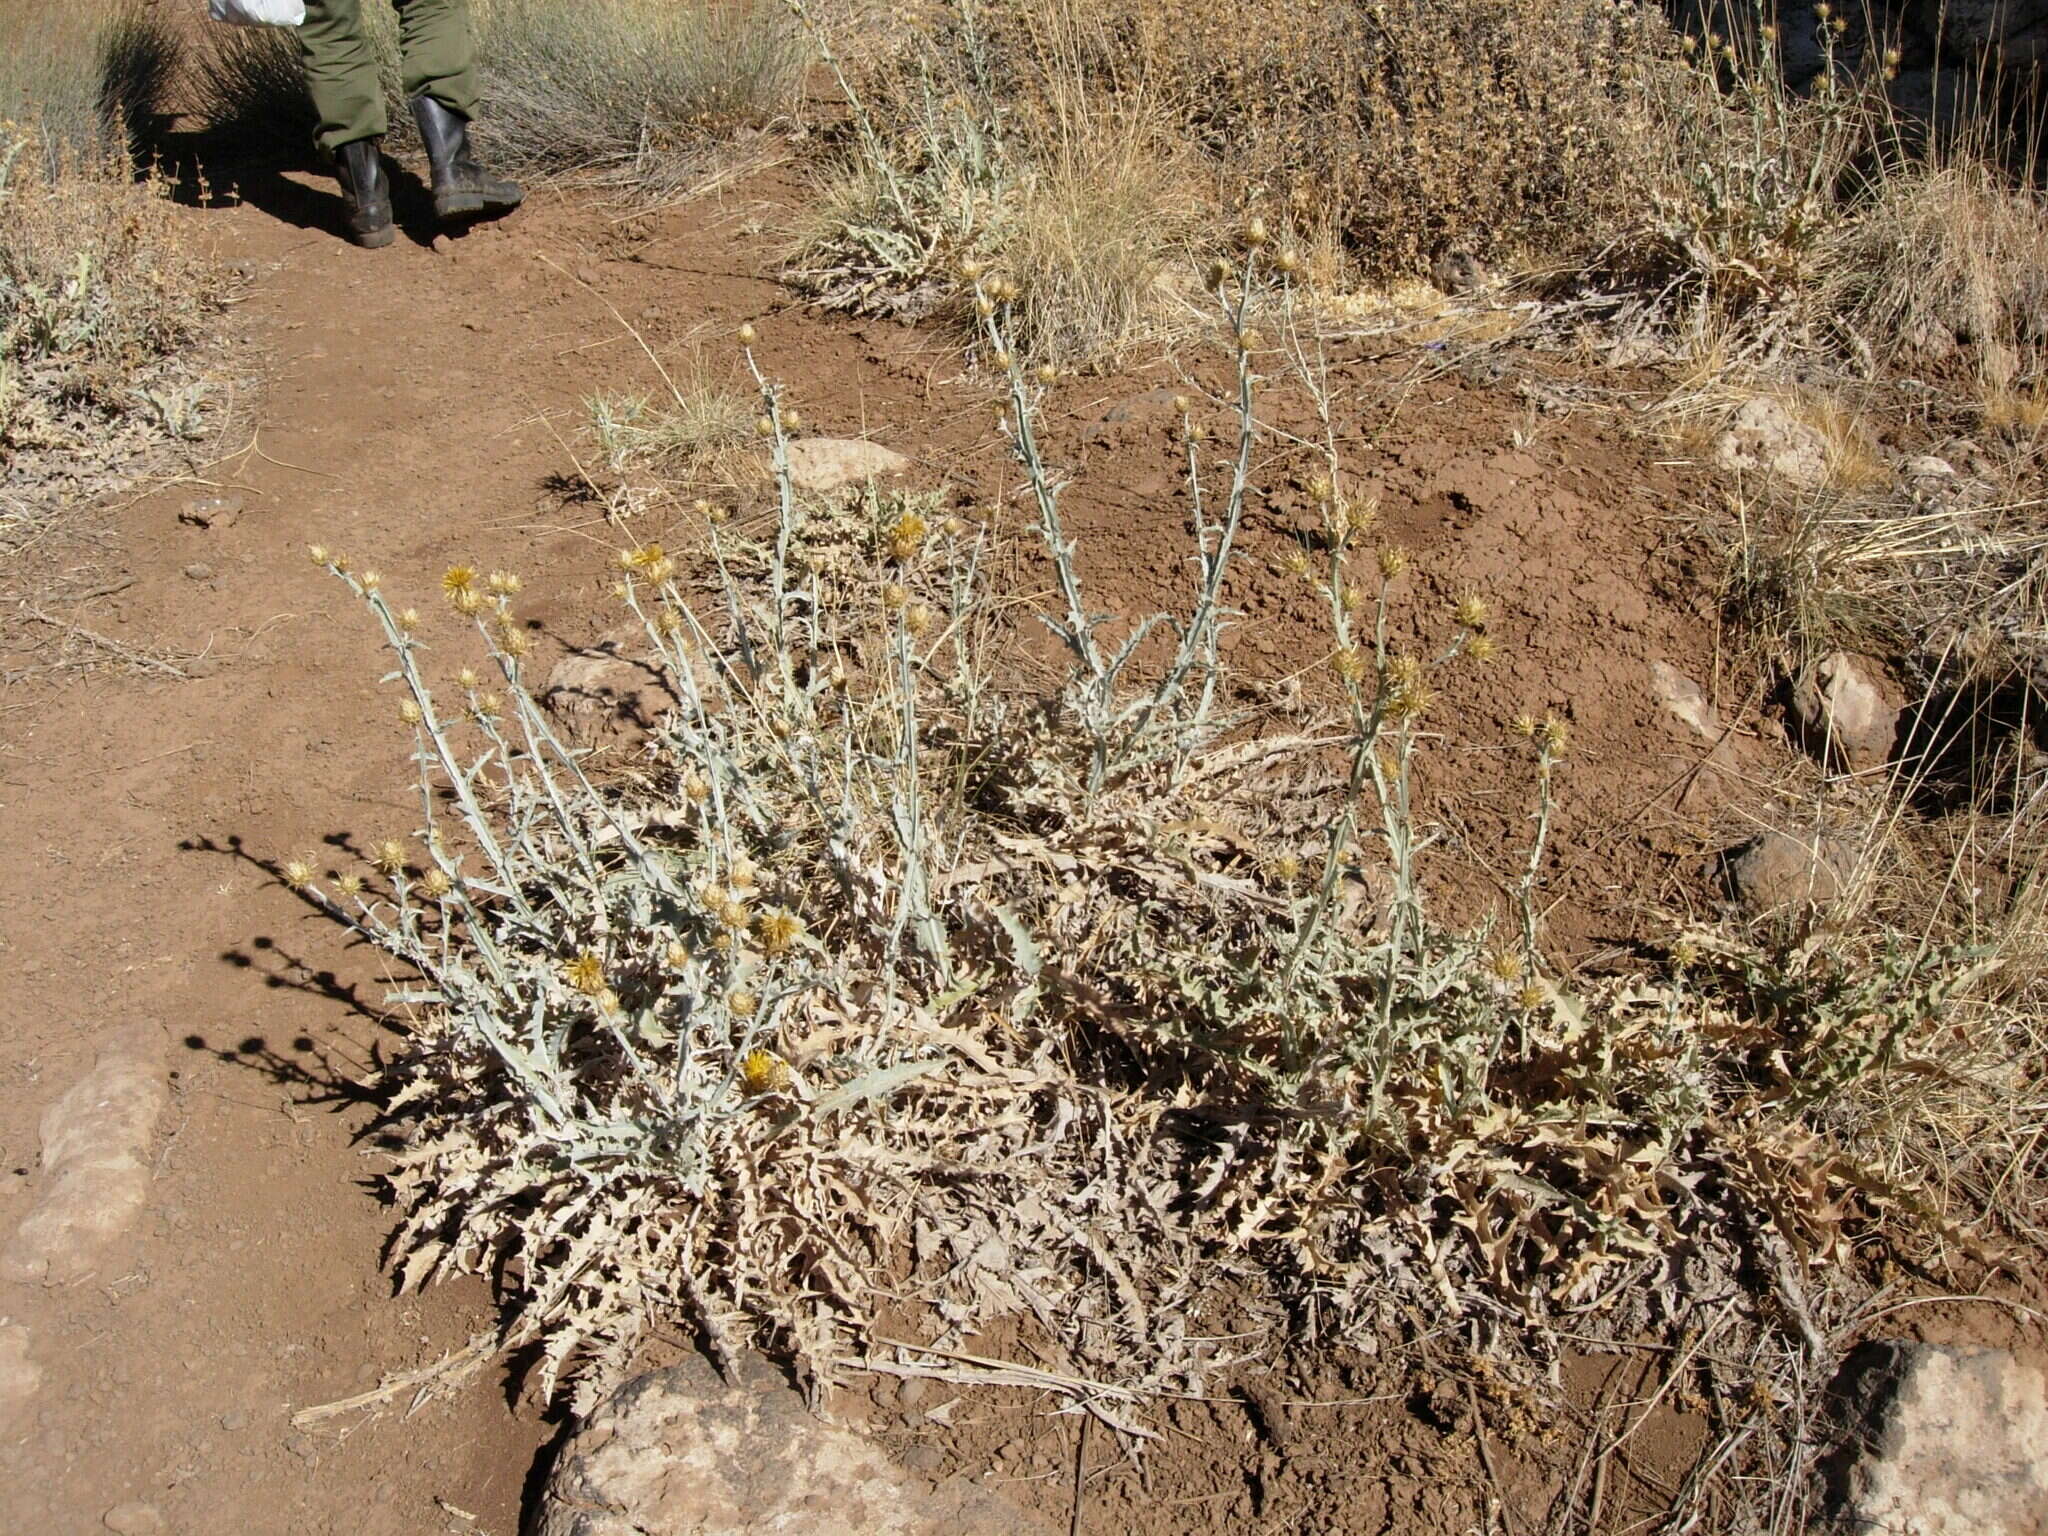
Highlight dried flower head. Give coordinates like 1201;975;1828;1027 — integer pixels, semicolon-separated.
1455;593;1490;630
1204;258;1230;291
359;570;381;592
738;1047;789;1095
282;856;317;890
881;582;908;611
565;950;606;996
397;607;421;633
337;873;364;898
754;415;774;438
718;897;751;931
1283;547;1313;580
756;908;803;955
728;989;761;1019
1465;632;1499;663
1487;950;1526;984
420;867;454;899
1245;216;1269;249
1268;853;1302;884
487;570;522;596
737;322;758;346
373;839;408;876
1537;716;1570;756
664;939;691;969
903;602;935;638
399;698;423;726
1377;546;1409;579
1332;646;1369;685
1511;712;1539;738
887;511;927;561
449;585;485;616
308;544;331;566
457;667;480;690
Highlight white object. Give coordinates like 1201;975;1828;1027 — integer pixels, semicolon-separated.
208;0;306;25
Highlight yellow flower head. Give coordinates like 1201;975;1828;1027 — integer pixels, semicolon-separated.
1331;647;1369;686
282;856;316;890
621;543;666;572
1465;632;1499;663
1377;545;1409;580
1538;716;1570;756
373;839;408;876
1455;593;1490;630
565;950;606;996
420;867;454;899
442;565;477;598
487;570;522;595
756;908;804;955
738;1047;790;1095
1268;853;1302;884
887;511;928;561
399;698;424;726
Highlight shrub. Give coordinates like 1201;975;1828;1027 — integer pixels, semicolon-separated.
0;122;226;464
296;253;2032;1421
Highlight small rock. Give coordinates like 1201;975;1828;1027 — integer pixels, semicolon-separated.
1714;397;1829;489
784;438;913;495
0;1324;40;1433
900;1444;945;1476
542;629;695;735
1650;660;1721;741
1792;651;1901;775
178;495;242;530
219;1408;251;1432
1826;1342;2048;1536
895;1377;929;1408
1902;454;1956;482
433;233;456;257
102;1503;164;1535
534;1355;1051;1536
182;562;214;582
0;1042;168;1286
1725;827;1860;914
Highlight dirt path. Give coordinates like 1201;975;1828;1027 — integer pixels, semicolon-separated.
0;168;837;1535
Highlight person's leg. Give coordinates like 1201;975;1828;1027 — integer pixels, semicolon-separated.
298;0;387;152
390;0;479;119
298;0;394;246
394;0;521;222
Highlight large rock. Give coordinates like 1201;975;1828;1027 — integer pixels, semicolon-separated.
1714;397;1829;489
1;1041;166;1286
784;439;912;495
1826;1342;2048;1534
534;1356;1051;1536
1725;827;1861;914
1908;0;2048;66
1792;651;1902;775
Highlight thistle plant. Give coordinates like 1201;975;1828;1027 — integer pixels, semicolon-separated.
295;230;2006;1420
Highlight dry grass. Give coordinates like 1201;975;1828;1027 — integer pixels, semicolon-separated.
0;0;180;165
1824;161;2048;391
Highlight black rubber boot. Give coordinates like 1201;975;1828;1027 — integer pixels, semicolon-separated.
335;139;395;248
411;95;523;222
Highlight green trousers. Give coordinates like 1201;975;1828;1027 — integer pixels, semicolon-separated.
299;0;480;153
